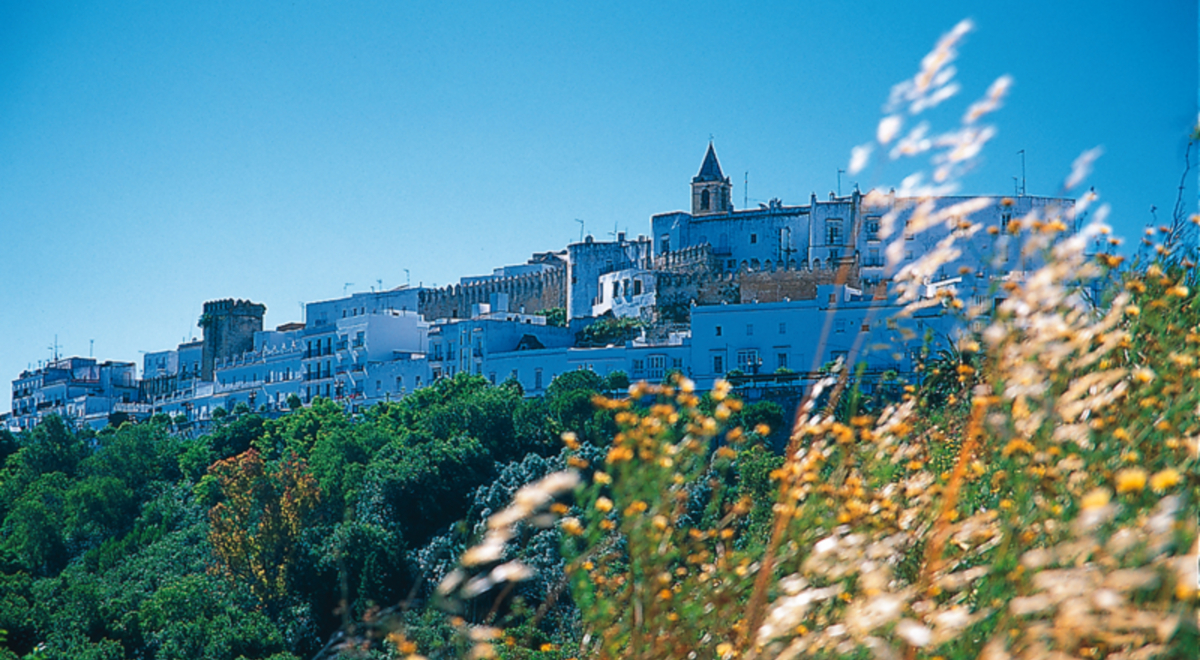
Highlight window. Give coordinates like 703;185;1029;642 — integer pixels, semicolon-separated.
489;372;496;384
648;355;666;380
633;280;642;296
715;325;722;337
746;324;754;336
779;322;786;334
376;380;382;392
535;369;543;390
660;235;670;253
777;353;788;369
632;359;645;377
865;217;881;241
396;376;403;391
700;188;710;210
835;320;846;333
1001;212;1012;230
672;357;683;369
354;331;364;348
713;354;724;373
826;219;843;245
750;233;758;244
867;248;882;267
736;349;761;373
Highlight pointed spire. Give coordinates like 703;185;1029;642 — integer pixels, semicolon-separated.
693;142;727;183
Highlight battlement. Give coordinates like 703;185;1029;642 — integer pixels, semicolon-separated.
419;267;567;320
654;243;719;273
203;298;266;317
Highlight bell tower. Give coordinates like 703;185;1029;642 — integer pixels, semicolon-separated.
691;142;732;216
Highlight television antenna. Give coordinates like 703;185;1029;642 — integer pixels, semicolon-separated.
575;219;585;243
837;169;845;197
1017;149;1027;196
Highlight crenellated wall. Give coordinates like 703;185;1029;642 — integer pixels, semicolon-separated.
653;243;720;274
418;267;567;320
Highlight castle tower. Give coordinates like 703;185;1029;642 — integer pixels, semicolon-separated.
199;299;266;381
691;142;733;216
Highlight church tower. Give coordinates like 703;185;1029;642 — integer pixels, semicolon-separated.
691;142;733;216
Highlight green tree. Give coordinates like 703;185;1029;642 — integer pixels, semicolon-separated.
1;473;71;576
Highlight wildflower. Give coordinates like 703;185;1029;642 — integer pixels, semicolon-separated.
1149;468;1180;493
1115;468;1147;494
1001;438;1035;458
595;497;613;513
561;431;580;450
561;517;584;536
1081;487;1111;510
593;471;612;485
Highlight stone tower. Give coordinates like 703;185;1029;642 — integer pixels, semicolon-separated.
199;298;266;381
691;142;733;216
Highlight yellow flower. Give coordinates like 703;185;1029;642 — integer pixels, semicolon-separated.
560;431;580;449
1150;468;1181;493
595;497;613;513
1115;468;1147;494
561;517;584;536
593;471;612;485
1081;487;1111;509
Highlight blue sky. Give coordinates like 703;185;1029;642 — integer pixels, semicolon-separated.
1;1;1196;412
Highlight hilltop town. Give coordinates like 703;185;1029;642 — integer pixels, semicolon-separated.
5;144;1074;432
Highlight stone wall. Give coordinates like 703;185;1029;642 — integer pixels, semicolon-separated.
739;263;862;303
653;243;720;275
653;261;872;323
418;267;567;321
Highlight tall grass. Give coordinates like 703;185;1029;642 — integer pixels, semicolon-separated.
400;21;1200;660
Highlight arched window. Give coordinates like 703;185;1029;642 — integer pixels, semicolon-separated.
700;188;710;210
